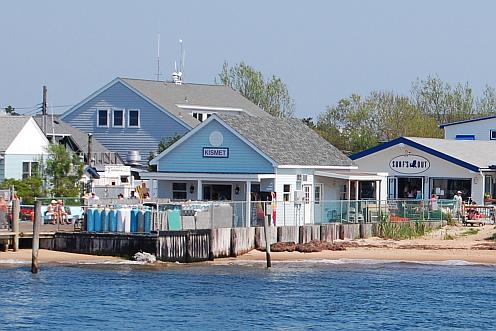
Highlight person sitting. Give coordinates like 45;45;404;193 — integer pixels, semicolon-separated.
46;200;58;224
56;199;69;225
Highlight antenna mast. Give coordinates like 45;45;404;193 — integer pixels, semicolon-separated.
156;33;161;81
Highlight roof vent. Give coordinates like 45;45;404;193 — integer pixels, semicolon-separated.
126;150;142;166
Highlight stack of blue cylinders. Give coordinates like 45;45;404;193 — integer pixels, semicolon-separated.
109;209;117;232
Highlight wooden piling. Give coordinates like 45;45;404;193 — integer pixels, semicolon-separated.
263;216;272;268
12;199;20;252
32;199;41;274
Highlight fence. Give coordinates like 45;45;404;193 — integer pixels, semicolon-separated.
6;197;482;235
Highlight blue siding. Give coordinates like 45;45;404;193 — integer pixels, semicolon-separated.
157;120;275;173
61;81;190;161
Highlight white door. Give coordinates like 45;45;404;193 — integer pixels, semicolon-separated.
303;184;312;224
388;177;397;200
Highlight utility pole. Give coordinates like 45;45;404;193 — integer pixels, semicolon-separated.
42;86;47;134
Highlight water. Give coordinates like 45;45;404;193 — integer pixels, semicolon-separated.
1;260;495;330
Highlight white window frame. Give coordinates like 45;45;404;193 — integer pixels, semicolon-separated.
128;109;140;128
97;108;110;127
22;161;39;179
112;108;125;128
490;130;496;140
283;184;291;202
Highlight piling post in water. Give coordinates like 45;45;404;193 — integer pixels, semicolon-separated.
12;199;20;252
263;215;272;268
32;199;41;274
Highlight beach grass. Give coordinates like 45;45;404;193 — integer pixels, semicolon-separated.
487;233;496;241
378;221;429;240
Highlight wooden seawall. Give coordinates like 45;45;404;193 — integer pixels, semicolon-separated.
40;221;446;263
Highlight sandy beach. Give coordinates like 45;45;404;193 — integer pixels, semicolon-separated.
0;249;121;264
218;224;496;264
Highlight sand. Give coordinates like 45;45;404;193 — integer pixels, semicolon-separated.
0;249;121;264
218;224;496;264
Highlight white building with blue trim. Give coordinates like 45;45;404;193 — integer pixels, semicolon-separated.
351;136;496;204
144;113;387;226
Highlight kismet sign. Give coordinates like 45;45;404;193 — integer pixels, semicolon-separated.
390;154;430;174
203;147;229;158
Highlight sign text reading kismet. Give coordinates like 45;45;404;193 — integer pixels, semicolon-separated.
203;147;229;158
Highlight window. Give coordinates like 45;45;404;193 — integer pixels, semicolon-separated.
304;185;311;204
128;109;140;127
455;134;475;140
283;184;291;202
430;178;471;200
97;109;109;127
490;130;496;140
113;109;124;127
314;185;321;205
172;183;187;200
22;161;39;179
484;175;492;198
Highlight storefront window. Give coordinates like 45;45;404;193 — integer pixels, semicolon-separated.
203;184;232;201
431;179;471;201
397;177;423;199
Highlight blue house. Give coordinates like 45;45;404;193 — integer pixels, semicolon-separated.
144;114;387;226
60;78;271;166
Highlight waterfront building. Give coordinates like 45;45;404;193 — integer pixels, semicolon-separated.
440;115;496;141
351;136;496;204
144;113;387;225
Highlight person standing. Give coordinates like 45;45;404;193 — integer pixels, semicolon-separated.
453;190;463;220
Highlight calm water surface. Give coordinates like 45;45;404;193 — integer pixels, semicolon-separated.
0;260;495;330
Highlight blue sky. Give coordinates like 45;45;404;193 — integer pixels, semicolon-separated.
2;0;496;119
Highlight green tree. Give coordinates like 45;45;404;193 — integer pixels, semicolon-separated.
148;134;183;171
217;61;295;118
4;105;19;115
44;143;84;197
0;177;42;204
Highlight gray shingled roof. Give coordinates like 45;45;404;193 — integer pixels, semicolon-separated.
0;116;30;152
33;115;117;156
217;114;354;167
121;78;272;128
406;137;496;169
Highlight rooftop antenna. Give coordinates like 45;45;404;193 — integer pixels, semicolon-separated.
172;39;184;85
156;33;161;81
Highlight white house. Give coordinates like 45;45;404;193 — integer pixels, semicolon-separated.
0;115;49;181
351;136;496;204
440;116;496;141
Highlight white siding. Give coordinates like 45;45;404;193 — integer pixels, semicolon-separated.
6;118;49;155
444;118;496;140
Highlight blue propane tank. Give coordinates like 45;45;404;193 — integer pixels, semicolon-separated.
137;210;145;233
102;209;109;232
86;208;95;232
144;210;152;233
130;208;139;232
94;209;102;232
109;209;117;232
116;209;124;232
